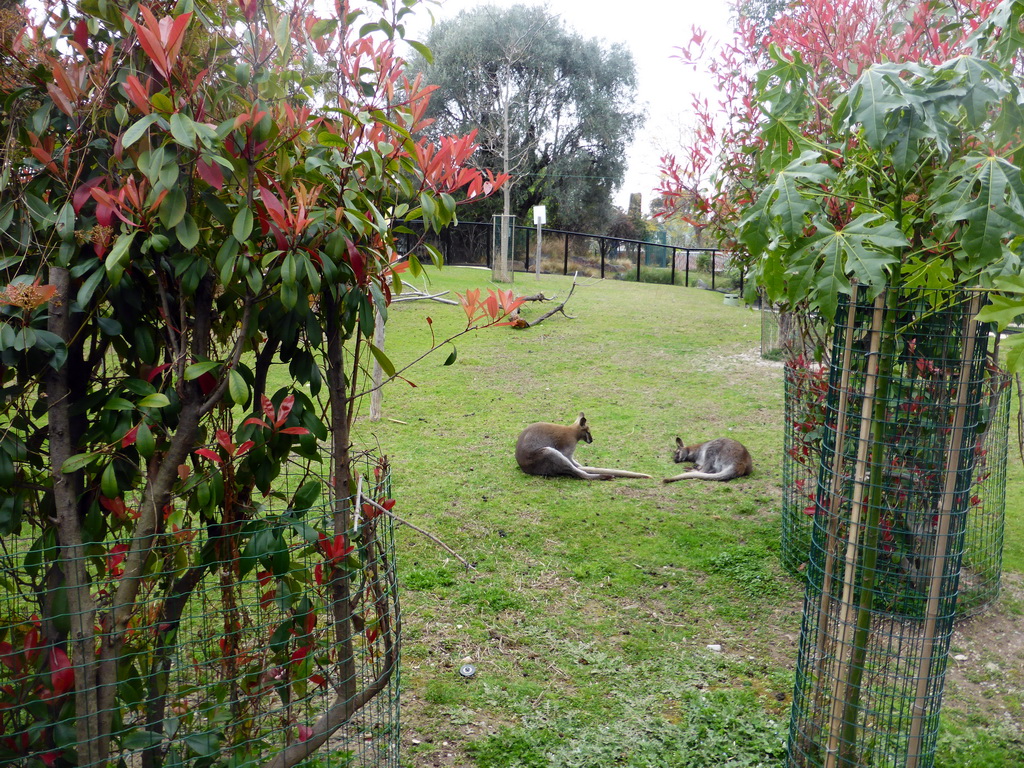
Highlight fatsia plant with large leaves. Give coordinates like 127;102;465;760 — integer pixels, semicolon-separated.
738;4;1024;328
0;0;506;766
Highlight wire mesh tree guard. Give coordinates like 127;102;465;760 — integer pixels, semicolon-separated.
0;457;400;768
787;288;994;768
780;361;1010;615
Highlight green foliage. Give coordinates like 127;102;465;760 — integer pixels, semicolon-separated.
407;3;642;232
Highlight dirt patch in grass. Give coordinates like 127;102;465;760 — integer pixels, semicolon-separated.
944;573;1024;729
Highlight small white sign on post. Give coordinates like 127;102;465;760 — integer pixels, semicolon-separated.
533;205;546;279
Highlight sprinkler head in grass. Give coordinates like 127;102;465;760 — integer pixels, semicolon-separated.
459;664;476;678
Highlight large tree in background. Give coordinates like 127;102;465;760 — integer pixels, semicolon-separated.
408;4;642;234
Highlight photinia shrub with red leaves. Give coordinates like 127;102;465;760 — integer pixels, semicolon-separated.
0;0;506;766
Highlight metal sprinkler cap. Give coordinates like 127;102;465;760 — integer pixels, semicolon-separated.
458;664;476;678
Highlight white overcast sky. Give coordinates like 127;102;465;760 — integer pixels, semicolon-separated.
402;0;735;212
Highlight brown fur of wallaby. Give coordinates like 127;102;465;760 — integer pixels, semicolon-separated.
663;437;753;483
515;413;652;480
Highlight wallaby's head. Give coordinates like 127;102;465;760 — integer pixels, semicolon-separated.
673;437;691;464
575;412;593;444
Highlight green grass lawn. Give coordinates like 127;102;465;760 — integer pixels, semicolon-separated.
328;267;1023;767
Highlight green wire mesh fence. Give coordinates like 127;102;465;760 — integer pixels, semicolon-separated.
787;288;993;768
0;458;400;768
780;362;1010;615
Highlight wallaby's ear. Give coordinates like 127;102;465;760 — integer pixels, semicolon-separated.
675;437;684;448
577;412;587;427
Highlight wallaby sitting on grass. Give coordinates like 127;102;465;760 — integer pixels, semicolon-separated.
663;437;753;483
515;413;652;480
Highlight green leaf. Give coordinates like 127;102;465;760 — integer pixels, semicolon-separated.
56;201;76;243
975;294;1024;329
183;732;221;758
233;206;253;242
103;397;135;411
138;393;171;408
931;154;1024;266
291;481;321;515
407;39;433;64
318;131;346;148
100;461;120;498
185;361;220;380
368;343;395;377
62;452;100;474
160;187;187;229
23;193;56;226
1003;332;1024;373
122;113;160;149
368;281;388;324
169;112;196;148
136;422;156;459
443;347;457;366
228;368;248;405
105;230;138;286
121;729;164;751
176;213;199;249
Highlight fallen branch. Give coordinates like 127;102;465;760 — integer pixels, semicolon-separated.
516;275;579;328
517;292;556;303
358;493;476;571
391;284;458;305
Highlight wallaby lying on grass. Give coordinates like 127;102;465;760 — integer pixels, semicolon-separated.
515;413;652;480
663;437;753;483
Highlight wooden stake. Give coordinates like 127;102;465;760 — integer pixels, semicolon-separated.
824;292;887;768
811;297;859;696
905;293;983;768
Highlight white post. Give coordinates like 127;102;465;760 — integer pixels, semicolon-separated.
533;205;546;280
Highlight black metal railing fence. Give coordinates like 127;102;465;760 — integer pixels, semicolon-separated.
398;220;744;293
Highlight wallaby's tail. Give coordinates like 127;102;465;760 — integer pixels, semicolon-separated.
662;469;738;483
577;465;652;479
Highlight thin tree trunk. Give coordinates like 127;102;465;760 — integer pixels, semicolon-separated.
46;266;102;767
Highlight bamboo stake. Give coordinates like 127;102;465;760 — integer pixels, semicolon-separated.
810;297;859;712
905;294;983;768
823;293;887;768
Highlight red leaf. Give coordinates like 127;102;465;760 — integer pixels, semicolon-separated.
197;158;223;189
194;448;222;463
197;372;217;395
122;425;139;448
275;394;295;426
259;185;289;231
49;648;74;697
129;15;170;79
235;440;255;457
243;416;270;429
73;178;104;213
215;429;233;455
73;19;89;50
0;642;19;673
146;363;173;383
261;394;275;422
346;240;366;285
278;426;308;436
